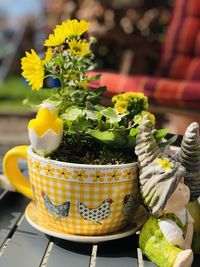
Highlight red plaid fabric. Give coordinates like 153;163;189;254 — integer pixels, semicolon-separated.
157;0;200;81
88;0;200;110
88;72;200;110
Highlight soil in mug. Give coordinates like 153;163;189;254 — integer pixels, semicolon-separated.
50;134;136;165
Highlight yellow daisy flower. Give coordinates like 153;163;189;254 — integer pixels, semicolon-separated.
44;26;67;47
44;48;53;63
62;19;90;38
157;158;174;171
68;39;90;57
21;49;44;91
44;19;90;47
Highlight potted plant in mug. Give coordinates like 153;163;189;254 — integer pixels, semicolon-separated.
3;19;172;238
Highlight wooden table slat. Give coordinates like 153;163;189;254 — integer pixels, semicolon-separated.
45;238;93;267
96;235;141;267
0;218;50;267
0;192;29;247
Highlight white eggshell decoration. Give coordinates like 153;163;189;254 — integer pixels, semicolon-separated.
28;103;63;155
28;128;62;155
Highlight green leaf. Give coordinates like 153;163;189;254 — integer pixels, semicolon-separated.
153;128;169;140
100;107;122;123
101;107;117;117
130;128;138;137
159;135;178;147
93;74;101;80
99;121;111;131
61;107;83;121
85;109;98;120
134;114;150;125
85;87;106;104
86;65;94;71
134;114;142;124
71;117;91;132
92;86;106;95
85;102;100;120
43;99;62;107
86;101;102;111
166;135;178;145
88;130;127;147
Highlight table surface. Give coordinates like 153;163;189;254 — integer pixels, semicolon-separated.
0;158;200;267
0;190;156;267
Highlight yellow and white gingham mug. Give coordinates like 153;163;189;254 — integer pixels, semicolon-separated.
3;145;141;235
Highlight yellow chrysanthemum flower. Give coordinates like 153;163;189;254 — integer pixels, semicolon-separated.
115;106;127;114
112;91;149;115
157;158;174;171
112;94;124;103
123;92;145;100
68;39;90;57
123;92;149;109
62;19;90;38
114;100;128;114
44;26;67;47
115;100;127;107
44;48;53;63
140;111;156;125
44;19;90;47
21;49;44;91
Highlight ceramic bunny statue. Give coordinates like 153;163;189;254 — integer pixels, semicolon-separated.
177;122;200;253
135;115;194;267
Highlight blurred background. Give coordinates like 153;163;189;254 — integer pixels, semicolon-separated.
0;0;174;156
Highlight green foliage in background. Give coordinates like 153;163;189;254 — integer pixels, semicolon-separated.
0;76;53;112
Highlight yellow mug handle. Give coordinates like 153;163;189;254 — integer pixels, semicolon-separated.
3;146;33;199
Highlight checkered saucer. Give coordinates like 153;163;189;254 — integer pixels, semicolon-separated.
25;201;148;243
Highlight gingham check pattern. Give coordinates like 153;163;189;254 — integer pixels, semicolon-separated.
28;156;139;235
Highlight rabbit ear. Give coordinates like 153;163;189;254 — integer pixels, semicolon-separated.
135;115;161;169
178;122;200;200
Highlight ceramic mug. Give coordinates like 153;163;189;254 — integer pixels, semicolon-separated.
3;146;141;235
